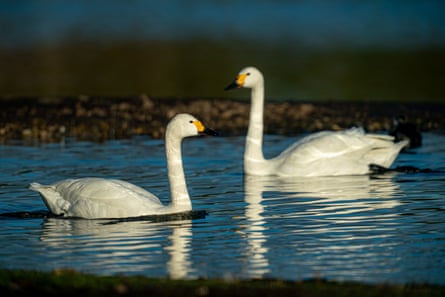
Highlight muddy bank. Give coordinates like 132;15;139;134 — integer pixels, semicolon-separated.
0;96;444;143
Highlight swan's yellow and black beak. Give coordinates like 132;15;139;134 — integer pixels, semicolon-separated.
224;73;247;90
193;120;219;136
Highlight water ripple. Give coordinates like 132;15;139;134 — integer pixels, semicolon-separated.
0;133;444;284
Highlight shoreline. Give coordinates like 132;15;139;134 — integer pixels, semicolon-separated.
1;269;443;297
1;96;444;143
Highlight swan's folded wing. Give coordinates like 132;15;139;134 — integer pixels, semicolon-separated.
279;129;370;163
43;178;163;218
275;128;406;176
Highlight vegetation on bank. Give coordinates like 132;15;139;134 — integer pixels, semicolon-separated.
1;40;444;102
1;269;444;297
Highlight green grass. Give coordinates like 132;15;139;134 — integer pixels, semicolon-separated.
1;40;444;102
1;269;444;297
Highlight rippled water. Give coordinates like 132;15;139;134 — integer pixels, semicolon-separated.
0;133;444;284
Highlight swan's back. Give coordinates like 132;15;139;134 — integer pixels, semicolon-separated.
275;128;408;176
30;178;163;219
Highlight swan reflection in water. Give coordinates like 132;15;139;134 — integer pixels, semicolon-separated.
39;217;194;279
242;177;271;278
242;173;403;278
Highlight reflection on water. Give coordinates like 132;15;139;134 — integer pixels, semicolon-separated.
0;133;444;284
242;174;402;279
246;173;401;203
166;222;193;279
40;218;193;278
243;176;270;278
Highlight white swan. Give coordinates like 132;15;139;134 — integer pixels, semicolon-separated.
225;66;408;177
29;113;218;219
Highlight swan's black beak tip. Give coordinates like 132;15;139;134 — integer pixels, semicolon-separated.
203;128;220;136
224;81;239;91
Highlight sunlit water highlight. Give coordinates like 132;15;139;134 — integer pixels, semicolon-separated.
0;133;444;284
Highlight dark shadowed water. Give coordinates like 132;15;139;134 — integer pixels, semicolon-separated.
0;133;444;284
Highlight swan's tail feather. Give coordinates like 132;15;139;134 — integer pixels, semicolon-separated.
29;182;45;191
367;139;409;168
365;133;396;141
29;182;68;216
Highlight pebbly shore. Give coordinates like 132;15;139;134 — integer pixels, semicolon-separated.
0;95;444;143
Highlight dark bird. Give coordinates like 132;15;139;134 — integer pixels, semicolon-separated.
389;115;422;148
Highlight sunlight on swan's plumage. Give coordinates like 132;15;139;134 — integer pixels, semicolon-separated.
225;66;408;177
29;113;217;219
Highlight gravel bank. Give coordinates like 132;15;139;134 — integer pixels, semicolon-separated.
1;95;443;143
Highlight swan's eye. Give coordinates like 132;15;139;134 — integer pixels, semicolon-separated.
189;120;193;123
247;72;251;76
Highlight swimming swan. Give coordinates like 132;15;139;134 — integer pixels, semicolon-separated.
29;113;218;219
225;66;408;177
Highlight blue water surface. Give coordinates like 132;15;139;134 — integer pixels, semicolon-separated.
0;132;444;284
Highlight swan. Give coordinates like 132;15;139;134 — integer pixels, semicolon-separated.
29;113;218;219
225;66;408;177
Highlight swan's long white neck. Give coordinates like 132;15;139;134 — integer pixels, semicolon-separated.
245;82;270;174
165;135;192;211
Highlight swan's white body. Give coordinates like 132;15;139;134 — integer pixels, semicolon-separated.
225;66;408;177
29;113;217;219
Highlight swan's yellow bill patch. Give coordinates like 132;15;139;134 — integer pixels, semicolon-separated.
193;120;205;132
236;73;248;86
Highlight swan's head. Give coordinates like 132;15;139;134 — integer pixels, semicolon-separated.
166;113;218;139
224;66;263;90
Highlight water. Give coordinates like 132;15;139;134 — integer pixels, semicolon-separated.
0;133;444;284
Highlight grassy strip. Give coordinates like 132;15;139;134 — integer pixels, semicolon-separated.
1;40;444;102
0;269;443;297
